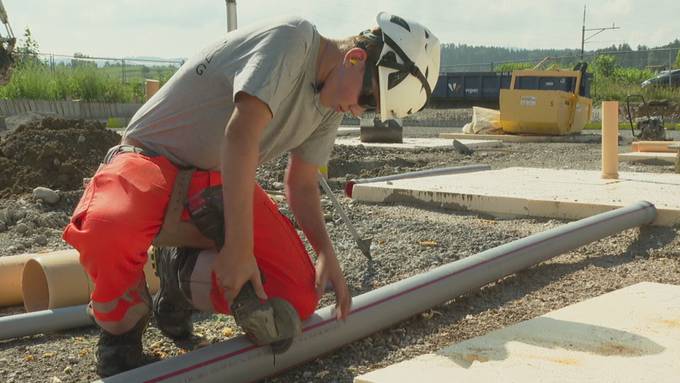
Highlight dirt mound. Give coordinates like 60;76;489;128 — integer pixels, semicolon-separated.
0;117;121;197
631;100;680;121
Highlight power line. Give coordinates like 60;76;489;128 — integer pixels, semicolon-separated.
580;5;620;60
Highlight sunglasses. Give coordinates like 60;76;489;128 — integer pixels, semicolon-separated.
358;61;378;111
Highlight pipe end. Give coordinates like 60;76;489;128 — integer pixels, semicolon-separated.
21;258;50;312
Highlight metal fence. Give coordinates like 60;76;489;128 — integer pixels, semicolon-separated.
0;99;141;120
439;47;679;74
34;52;184;84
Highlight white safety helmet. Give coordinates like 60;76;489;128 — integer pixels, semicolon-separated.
360;12;441;122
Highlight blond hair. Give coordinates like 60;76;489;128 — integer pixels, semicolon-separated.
334;27;383;57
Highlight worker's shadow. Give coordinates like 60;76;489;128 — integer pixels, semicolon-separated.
439;316;665;368
359;260;377;292
620;224;677;259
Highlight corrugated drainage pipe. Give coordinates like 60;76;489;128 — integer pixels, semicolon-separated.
344;164;491;197
95;201;655;383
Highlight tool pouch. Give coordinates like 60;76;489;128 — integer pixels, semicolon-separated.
153;169;213;249
186;185;225;249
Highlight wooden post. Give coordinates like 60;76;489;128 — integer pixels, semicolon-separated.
145;79;161;101
601;101;619;179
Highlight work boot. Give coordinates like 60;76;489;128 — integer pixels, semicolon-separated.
95;311;150;377
151;247;198;340
231;282;302;353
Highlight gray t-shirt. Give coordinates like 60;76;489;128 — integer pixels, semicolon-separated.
124;16;342;170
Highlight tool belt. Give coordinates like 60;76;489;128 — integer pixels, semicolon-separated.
102;144;215;249
154;168;215;249
103;144;160;164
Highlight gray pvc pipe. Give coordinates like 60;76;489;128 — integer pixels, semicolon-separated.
344;164;491;197
97;201;655;383
0;304;91;340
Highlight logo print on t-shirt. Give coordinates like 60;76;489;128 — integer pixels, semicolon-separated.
196;49;218;76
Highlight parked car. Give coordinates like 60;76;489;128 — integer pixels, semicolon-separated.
641;69;680;88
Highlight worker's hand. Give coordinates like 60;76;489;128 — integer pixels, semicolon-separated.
211;244;267;305
315;252;351;320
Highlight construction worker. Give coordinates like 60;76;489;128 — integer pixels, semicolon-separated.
62;12;440;377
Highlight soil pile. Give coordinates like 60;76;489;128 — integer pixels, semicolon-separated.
633;100;680;121
0;117;120;197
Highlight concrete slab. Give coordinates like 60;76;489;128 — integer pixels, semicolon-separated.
631;141;680;153
355;282;680;383
620;151;678;164
351;167;680;226
439;132;603;143
335;137;503;151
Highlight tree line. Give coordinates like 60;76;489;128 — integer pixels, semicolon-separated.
441;39;680;71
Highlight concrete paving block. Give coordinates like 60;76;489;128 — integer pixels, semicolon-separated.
355;282;680;383
620;151;678;164
439;132;603;143
351;167;680;226
631;141;680;153
335;137;503;150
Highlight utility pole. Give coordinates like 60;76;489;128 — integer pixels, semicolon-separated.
580;5;620;60
226;0;237;32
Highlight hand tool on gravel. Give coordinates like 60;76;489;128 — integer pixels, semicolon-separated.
318;174;372;259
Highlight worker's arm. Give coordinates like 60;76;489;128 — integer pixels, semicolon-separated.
212;92;271;303
285;154;351;320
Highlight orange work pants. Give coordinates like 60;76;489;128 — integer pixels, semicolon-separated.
63;152;318;322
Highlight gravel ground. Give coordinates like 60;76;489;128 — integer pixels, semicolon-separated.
0;123;679;383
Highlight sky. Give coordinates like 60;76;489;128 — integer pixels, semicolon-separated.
4;0;680;60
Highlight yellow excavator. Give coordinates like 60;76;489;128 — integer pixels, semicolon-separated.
0;0;15;85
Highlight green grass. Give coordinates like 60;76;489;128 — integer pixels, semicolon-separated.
591;80;680;104
106;117;125;129
0;60;177;103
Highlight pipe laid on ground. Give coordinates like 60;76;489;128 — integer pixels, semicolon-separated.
0;304;92;340
97;201;655;383
22;250;95;312
21;249;160;312
344;164;491;197
0;250;79;307
1;250;160;339
0;253;41;307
